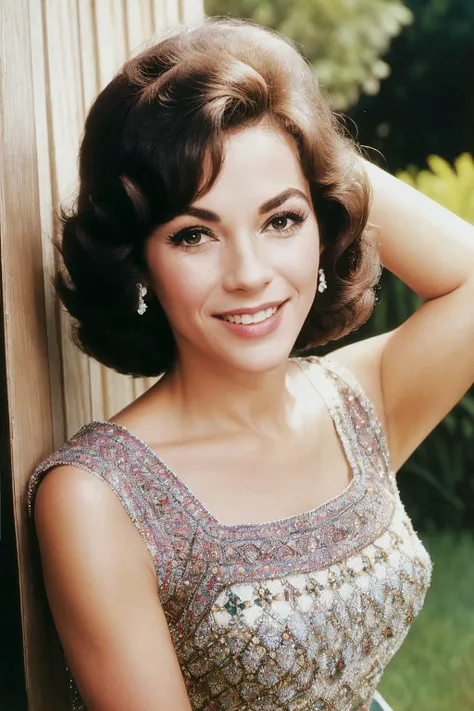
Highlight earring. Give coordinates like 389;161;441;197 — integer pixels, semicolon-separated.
318;268;327;293
136;283;148;315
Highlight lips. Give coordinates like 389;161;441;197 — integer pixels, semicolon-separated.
214;300;286;319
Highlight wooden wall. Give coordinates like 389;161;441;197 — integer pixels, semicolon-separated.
0;1;204;708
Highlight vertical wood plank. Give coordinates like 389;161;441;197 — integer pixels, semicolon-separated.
161;0;181;27
76;0;100;111
28;0;66;450
178;0;205;24
125;0;154;56
93;0;129;86
152;0;166;29
42;0;94;434
0;1;70;708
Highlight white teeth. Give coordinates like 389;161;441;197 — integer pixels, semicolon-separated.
222;305;278;325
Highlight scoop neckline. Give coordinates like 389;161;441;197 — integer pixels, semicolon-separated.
83;357;364;532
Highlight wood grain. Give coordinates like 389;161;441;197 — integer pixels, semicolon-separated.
1;1;69;708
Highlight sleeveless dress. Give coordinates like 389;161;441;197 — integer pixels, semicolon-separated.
27;356;432;711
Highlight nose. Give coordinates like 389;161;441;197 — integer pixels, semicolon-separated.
221;235;273;293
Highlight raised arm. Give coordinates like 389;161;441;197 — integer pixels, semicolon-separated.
34;466;192;711
331;158;474;473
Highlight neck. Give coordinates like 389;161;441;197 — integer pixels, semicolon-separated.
157;352;300;442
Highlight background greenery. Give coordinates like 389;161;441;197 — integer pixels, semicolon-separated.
205;0;412;109
378;530;474;711
349;0;474;174
205;2;474;709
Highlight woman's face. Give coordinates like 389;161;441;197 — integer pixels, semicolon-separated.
145;124;321;374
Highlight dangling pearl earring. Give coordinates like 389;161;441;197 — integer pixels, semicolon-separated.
136;283;148;315
318;268;327;293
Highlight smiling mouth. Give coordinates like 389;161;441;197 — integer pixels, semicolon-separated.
214;302;286;325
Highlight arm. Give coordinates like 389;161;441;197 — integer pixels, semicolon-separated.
34;466;192;711
331;159;474;472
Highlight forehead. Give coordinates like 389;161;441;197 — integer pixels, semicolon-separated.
195;125;308;210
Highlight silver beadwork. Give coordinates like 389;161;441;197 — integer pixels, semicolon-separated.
318;268;327;293
27;356;432;711
136;283;148;315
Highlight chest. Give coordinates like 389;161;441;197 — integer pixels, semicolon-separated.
150;410;354;527
166;498;432;711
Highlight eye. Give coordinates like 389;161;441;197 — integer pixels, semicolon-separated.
181;230;207;246
266;209;308;235
166;226;215;250
272;216;291;230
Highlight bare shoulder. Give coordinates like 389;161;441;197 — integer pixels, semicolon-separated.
34;464;153;575
35;464;117;520
35;463;112;510
34;464;192;710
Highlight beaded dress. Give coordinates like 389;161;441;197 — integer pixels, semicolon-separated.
28;356;432;711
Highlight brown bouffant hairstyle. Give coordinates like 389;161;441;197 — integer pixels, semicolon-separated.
56;17;381;377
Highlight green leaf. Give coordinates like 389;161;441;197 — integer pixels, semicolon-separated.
205;0;413;109
397;153;474;224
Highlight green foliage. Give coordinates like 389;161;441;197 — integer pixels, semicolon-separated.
398;153;474;225
348;0;474;173
366;155;474;531
379;531;474;710
204;0;412;109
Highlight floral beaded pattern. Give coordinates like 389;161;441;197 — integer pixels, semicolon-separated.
27;356;432;711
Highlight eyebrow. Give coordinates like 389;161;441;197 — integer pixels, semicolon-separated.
180;188;310;223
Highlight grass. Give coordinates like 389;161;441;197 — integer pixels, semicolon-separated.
378;531;474;711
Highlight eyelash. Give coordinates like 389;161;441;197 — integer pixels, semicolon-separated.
166;209;308;252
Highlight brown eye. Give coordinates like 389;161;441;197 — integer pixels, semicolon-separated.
266;210;308;235
271;216;290;230
167;226;215;249
183;231;203;245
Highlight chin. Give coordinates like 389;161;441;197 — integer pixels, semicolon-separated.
213;340;295;375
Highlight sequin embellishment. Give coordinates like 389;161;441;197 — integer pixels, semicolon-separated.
27;356;432;711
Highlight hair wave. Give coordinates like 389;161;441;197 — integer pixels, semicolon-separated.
56;18;381;377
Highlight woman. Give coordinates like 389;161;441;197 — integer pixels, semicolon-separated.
27;17;474;711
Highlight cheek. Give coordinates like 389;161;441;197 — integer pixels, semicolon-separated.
284;232;320;290
147;248;215;320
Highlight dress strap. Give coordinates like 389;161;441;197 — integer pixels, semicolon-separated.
27;424;133;519
321;355;392;476
26;423;174;588
293;355;393;484
292;355;365;484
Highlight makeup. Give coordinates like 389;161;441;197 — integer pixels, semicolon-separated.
214;300;287;339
